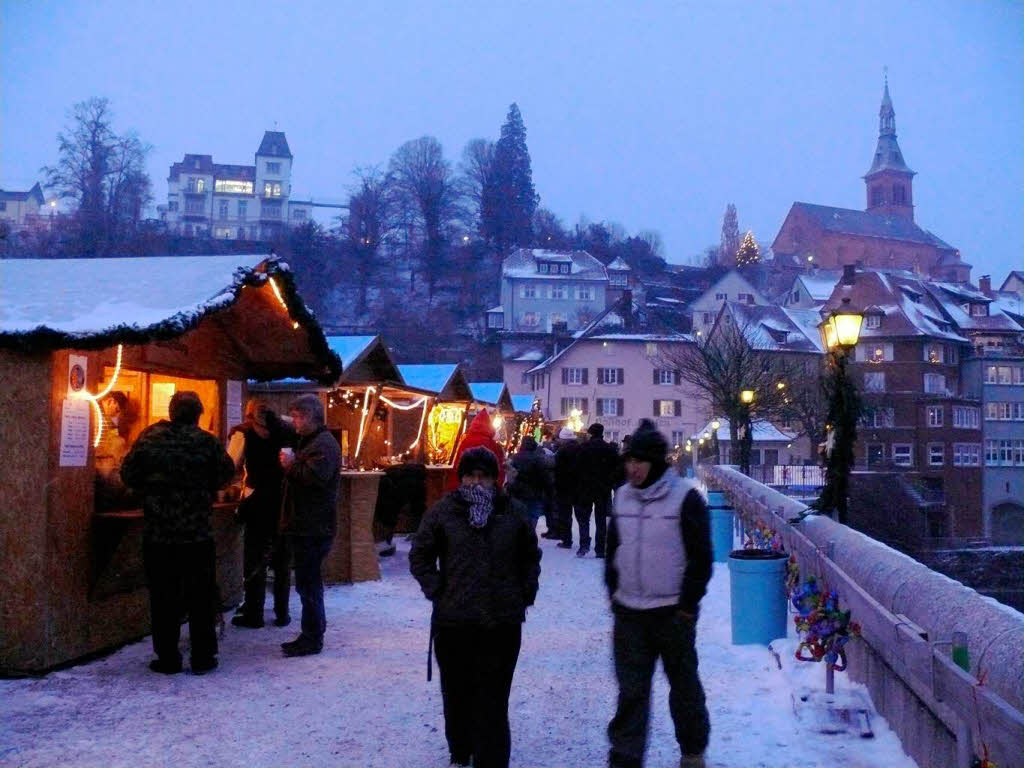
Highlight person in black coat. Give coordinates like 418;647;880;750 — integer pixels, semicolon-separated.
573;422;620;558
409;447;542;768
507;436;553;531
553;428;582;548
228;399;296;629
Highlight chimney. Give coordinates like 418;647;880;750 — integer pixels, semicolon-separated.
842;264;857;286
979;275;992;297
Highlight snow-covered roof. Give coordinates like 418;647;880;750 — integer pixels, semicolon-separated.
924;283;1021;333
796;270;841;301
691;418;795;443
511;394;536;413
512;349;545;362
326;335;379;369
606;257;632;271
397;364;458;394
486;305;503;314
501;248;608;282
724;303;824;354
468;381;506;406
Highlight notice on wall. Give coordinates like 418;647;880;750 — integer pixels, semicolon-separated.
67;354;88;396
59;398;91;467
150;382;176;421
226;380;243;430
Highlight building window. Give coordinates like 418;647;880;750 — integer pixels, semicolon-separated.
893;185;906;204
871;186;884;207
189;177;205;193
560;397;587;416
864;314;881;329
576;286;594;301
263;182;282;197
985;365;1024;385
214;226;234;239
654;399;680;417
214;179;254;194
520;312;540;327
185;200;205;215
926;406;943;427
892;444;913;467
292;208;307;220
168;200;178;211
952;406;979;429
654;369;676;386
266;162;281;174
866;443;885;467
262;201;282;219
924;373;946;394
952;443;981;467
219;200;229;219
970;303;988;317
923;344;945;364
609;273;627;287
563;367;586;386
538;262;550;274
238;200;247;220
863;372;885;393
0;201;6;211
597;367;623;385
857;343;893;363
521;284;538;299
863;407;894;428
737;293;754;304
645;342;658;356
596;398;623;417
670;430;687;449
986;402;1024;421
715;292;727;301
550;285;567;300
928;443;944;466
559;264;570;274
487;313;504;329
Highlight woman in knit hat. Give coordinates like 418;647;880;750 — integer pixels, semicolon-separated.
409;446;542;768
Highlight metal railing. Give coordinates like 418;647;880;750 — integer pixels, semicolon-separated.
741;464;824;488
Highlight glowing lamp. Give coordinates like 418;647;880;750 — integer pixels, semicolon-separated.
491;414;504;431
819;298;863;350
740;389;755;405
711;419;721;431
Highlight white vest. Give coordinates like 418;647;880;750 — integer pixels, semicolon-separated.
611;472;700;610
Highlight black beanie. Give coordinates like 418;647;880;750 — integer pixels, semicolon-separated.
587;422;604;439
623;419;668;463
457;446;499;480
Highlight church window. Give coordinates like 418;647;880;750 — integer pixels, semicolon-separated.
871;186;884;207
893;185;906;204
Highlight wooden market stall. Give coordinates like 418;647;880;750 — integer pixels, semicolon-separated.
0;255;340;674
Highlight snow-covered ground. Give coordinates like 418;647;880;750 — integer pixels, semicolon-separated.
0;524;917;768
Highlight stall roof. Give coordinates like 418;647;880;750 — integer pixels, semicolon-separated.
468;381;513;411
331;335;403;385
0;254;340;382
327;335;378;369
397;363;473;401
511;394;536;413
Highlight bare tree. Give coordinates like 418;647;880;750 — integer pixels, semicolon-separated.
388;136;462;300
341;167;394;317
458;138;496;236
663;313;803;473
42;97;152;255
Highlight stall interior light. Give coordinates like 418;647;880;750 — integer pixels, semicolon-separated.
408;398;430;452
492;414;504;431
354;386;376;459
379;394;428;411
76;344;124;447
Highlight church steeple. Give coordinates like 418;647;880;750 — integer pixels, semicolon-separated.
864;73;915;221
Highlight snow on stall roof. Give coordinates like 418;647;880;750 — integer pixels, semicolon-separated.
468;381;505;405
397;363;457;395
692;418;795;442
510;394;535;413
325;335;378;369
0;255;266;336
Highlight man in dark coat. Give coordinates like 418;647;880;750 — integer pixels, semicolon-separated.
554;427;582;549
278;394;341;657
227;399;296;629
507;436;553;531
574;422;620;558
121;391;235;675
604;420;713;768
410;447;542;768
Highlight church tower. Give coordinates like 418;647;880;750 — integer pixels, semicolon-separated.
864;76;915;221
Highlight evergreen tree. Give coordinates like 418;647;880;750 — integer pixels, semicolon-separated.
485;103;539;251
735;230;761;267
719;203;740;267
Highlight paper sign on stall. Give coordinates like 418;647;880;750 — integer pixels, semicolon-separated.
59;398;91;467
226;380;243;430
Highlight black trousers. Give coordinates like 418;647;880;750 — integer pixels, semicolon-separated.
241;520;290;620
143;539;218;665
574;492;610;552
608;607;710;767
434;624;523;768
556;493;575;544
290;534;332;641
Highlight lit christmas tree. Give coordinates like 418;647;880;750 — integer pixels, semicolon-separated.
735;230;761;267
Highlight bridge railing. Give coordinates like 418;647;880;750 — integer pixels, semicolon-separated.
700;464;1024;768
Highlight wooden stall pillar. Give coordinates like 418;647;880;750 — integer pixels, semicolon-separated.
324;472;382;584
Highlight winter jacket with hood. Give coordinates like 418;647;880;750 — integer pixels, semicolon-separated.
445;409;506;491
604;468;712;615
409;490;542;627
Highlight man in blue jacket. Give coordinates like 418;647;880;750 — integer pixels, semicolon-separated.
604;419;713;768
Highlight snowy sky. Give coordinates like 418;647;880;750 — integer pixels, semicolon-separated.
2;0;1021;278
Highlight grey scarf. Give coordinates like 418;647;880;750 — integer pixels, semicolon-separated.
458;484;496;528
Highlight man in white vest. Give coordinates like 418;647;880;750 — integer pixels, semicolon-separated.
604;419;713;768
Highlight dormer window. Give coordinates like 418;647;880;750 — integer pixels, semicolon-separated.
559;264;570;274
970;303;988;317
864;314;881;329
538;262;550;274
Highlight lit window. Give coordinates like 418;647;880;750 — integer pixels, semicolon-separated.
645;343;658;356
656;400;677;417
926;406;943;427
214;179;254;194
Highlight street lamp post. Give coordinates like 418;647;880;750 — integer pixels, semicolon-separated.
817;297;864;525
738;390;755;474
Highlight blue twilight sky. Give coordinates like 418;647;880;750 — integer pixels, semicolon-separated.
2;0;1021;279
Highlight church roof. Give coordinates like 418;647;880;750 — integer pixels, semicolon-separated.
256;131;292;158
789;203;954;250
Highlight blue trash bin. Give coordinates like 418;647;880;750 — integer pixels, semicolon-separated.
706;492;733;563
728;549;788;645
